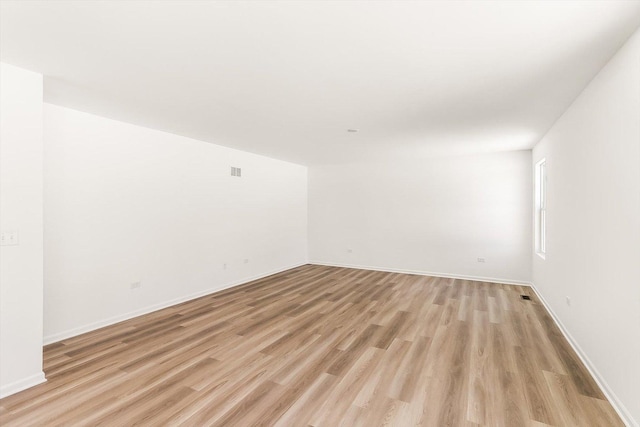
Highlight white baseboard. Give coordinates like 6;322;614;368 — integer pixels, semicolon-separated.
309;260;531;287
43;262;307;345
0;371;46;399
529;283;637;427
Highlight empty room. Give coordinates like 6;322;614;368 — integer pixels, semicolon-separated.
1;1;639;426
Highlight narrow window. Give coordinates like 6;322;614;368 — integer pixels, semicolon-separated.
535;158;547;258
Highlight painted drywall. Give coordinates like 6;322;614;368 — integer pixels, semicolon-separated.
0;63;45;397
43;104;308;343
532;28;640;426
309;150;532;283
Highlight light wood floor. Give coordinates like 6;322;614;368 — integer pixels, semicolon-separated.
0;265;623;426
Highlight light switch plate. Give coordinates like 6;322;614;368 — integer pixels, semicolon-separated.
0;230;19;246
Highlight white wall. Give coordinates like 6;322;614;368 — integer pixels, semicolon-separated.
309;150;532;283
532;29;640;426
0;63;45;398
43;104;307;343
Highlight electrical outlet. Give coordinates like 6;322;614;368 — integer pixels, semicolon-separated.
223;263;227;270
565;296;571;306
347;248;353;253
130;281;142;290
244;259;249;264
477;257;485;263
0;230;19;246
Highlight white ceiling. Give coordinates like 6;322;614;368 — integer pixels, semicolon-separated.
2;1;640;165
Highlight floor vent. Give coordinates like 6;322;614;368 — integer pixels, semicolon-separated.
520;295;531;301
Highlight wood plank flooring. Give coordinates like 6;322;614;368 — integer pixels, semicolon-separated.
0;265;623;426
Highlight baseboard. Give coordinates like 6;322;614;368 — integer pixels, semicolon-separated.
43;262;307;345
309;260;531;287
529;283;637;427
0;371;46;399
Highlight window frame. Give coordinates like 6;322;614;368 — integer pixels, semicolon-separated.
535;158;547;259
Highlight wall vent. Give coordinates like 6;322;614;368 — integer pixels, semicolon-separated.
231;166;242;177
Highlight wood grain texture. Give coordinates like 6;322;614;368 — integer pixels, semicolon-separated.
0;265;623;426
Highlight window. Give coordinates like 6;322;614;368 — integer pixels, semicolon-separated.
535;158;547;258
